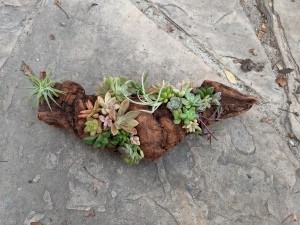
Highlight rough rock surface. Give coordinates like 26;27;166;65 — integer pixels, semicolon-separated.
1;0;300;224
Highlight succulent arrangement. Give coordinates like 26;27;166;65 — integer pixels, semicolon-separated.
77;74;222;164
24;69;222;165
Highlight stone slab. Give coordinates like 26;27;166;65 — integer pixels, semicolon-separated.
273;1;300;140
146;0;284;103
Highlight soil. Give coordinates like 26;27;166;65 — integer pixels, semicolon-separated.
38;80;257;161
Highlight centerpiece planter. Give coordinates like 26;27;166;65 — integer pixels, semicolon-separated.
22;64;256;164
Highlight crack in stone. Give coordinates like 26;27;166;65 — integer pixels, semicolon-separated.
151;198;180;225
155;160;171;200
241;0;300;144
214;11;234;24
125;196;179;225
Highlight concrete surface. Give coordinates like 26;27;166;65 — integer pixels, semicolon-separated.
0;0;300;224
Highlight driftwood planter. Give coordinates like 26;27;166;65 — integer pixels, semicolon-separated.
38;80;257;161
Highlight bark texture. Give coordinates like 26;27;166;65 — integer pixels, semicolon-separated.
38;80;257;161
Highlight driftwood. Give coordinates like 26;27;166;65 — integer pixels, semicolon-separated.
38;80;257;161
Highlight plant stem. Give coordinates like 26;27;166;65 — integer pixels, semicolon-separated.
197;115;217;143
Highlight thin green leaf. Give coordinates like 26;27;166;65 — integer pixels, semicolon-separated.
43;92;52;110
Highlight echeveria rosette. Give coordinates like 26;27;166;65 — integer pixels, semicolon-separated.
84;119;102;136
167;96;182;111
172;107;198;125
110;99;140;136
181;92;202;109
97;92;120;116
180;107;198;125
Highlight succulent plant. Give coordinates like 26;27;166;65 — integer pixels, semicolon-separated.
167;96;182;111
197;101;208;112
211;92;221;106
181;92;201;109
97;92;120;115
124;74;167;113
172;108;183;124
130;136;140;145
173;81;193;97
110;130;131;146
182;119;202;134
156;86;174;103
118;143;144;165
83;131;111;148
96;76;131;101
195;86;215;99
110;99;140;135
196;91;221;112
99;115;113;129
78;99;101;119
179;107;198;125
148;80;174;103
84;119;102;136
25;70;64;111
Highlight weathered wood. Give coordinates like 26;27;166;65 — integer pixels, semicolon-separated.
38;80;257;161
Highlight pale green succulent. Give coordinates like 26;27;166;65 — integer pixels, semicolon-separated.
84;119;102;136
172;108;183;124
149;84;174;103
96;76;131;101
173;81;193;97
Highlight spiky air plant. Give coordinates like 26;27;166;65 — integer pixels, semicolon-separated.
25;70;64;111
